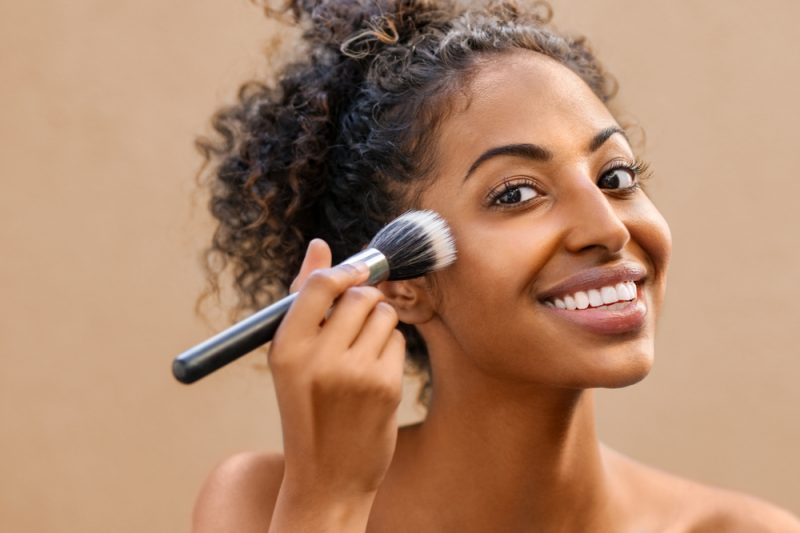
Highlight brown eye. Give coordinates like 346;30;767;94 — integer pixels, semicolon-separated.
492;182;539;206
598;167;636;190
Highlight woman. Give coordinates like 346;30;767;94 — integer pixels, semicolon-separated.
191;0;800;530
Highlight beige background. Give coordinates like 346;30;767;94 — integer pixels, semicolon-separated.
1;1;798;531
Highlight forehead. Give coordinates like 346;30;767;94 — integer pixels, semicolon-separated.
434;50;617;168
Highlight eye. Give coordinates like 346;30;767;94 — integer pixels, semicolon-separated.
596;159;651;192
488;179;540;207
597;167;636;190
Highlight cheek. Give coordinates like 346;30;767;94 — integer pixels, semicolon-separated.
429;234;535;346
440;218;541;289
632;199;671;270
626;197;672;303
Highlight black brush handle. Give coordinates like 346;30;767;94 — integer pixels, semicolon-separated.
171;248;389;384
172;293;296;384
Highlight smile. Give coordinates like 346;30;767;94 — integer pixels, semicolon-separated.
541;281;647;335
543;281;637;310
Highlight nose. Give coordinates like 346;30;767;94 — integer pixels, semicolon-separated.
560;179;630;256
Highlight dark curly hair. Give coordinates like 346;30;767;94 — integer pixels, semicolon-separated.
196;0;617;407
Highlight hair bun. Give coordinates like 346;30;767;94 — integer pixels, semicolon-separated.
260;0;396;53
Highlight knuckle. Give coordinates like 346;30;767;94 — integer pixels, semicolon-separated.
343;286;369;303
267;347;294;373
305;269;338;292
363;377;395;401
343;286;382;306
390;329;406;348
267;337;307;372
374;375;403;405
375;302;399;324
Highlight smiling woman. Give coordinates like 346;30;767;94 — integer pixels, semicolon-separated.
190;0;800;531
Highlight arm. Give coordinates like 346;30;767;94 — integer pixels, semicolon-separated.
191;452;379;533
268;479;377;533
193;240;405;533
191;452;284;533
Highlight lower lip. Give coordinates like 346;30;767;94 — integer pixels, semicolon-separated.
541;285;647;336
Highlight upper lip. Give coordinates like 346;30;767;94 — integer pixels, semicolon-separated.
537;262;647;302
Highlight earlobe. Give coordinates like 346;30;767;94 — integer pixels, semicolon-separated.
377;278;435;324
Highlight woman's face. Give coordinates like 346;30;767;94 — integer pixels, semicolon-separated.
415;50;672;390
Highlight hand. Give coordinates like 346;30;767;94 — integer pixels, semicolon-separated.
268;239;406;500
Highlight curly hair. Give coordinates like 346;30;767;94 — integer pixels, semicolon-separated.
196;0;617;407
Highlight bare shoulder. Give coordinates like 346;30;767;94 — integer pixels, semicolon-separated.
603;445;800;532
191;451;285;533
689;491;800;533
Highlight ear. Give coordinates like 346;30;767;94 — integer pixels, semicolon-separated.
377;277;435;324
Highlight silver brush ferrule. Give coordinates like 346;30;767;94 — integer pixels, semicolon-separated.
341;248;389;285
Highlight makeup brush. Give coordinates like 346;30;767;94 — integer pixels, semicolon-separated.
172;210;456;384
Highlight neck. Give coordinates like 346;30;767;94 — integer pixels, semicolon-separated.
380;368;619;531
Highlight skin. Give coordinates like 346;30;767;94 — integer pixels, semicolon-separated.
191;50;800;532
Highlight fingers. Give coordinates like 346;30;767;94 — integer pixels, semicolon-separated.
290;239;333;294
374;329;407;404
347;306;405;405
280;262;370;341
321;287;387;351
345;302;399;357
279;239;404;398
379;330;406;383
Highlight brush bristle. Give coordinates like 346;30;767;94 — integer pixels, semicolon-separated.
368;210;457;280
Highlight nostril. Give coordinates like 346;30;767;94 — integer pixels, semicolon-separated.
561;199;630;255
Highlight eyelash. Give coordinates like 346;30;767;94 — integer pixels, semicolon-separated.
485;177;541;209
485;158;653;210
601;158;652;195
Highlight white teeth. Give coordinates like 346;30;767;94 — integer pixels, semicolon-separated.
615;282;629;300
600;286;618;304
588;289;603;307
575;291;590;309
623;281;636;300
546;281;638;310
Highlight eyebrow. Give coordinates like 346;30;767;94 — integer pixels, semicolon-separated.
462;126;629;182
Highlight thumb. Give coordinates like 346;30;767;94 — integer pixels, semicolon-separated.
289;238;333;293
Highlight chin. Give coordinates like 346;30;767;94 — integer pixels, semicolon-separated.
558;342;655;390
593;348;654;389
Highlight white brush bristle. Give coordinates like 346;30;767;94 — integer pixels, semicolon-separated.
388;210;456;269
368;210;456;280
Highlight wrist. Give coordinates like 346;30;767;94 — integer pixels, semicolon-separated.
269;480;377;533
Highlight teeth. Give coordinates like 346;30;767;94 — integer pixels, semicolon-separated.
546;281;637;310
575;291;590;309
615;282;630;300
588;289;603;307
600;286;617;304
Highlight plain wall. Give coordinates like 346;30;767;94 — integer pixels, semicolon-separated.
1;1;798;531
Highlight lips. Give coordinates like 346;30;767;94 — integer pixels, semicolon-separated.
537;263;647;303
537;263;648;335
543;280;637;310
